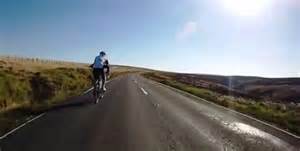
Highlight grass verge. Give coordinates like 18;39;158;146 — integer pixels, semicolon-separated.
0;67;92;135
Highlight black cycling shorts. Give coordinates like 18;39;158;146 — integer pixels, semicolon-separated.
93;68;105;81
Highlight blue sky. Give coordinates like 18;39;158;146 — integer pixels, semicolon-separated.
0;0;299;77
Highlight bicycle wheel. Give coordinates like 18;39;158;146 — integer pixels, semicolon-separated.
95;79;103;104
94;80;99;104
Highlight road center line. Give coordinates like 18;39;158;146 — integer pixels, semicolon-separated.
140;87;148;95
0;113;45;140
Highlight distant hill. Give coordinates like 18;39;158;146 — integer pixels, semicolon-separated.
163;72;300;103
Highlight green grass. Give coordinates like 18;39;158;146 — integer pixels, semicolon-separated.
143;72;300;136
0;68;92;109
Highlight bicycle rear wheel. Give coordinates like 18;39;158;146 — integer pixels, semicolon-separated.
94;79;103;104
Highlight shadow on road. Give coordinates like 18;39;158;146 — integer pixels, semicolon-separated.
43;93;95;113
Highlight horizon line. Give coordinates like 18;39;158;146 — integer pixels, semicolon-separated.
1;54;298;79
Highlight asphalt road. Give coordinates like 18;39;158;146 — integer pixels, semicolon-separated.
1;75;299;151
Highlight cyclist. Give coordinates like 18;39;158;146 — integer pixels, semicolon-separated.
90;51;110;92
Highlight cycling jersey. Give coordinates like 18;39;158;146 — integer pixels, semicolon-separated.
93;55;106;69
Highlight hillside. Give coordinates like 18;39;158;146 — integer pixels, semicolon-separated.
163;72;300;103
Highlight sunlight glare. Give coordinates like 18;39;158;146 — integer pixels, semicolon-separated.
220;0;272;17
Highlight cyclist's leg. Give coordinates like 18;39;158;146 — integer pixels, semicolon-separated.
100;68;106;90
92;69;97;95
93;69;100;94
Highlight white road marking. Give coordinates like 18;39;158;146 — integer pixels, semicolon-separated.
0;79;114;140
140;87;148;95
83;80;111;94
153;103;160;108
152;79;300;139
83;87;94;94
0;113;45;140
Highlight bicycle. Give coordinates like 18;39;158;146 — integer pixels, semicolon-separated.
94;78;104;104
90;62;109;104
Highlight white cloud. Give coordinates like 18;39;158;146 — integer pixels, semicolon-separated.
297;72;300;77
176;21;198;41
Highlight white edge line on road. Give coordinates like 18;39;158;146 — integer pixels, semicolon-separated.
146;78;300;140
83;80;112;94
0;79;115;140
140;87;148;95
83;87;94;94
0;113;45;140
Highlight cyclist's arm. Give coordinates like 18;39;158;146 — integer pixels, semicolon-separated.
104;60;110;74
90;57;98;68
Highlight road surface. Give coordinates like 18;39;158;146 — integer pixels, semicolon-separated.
1;75;299;151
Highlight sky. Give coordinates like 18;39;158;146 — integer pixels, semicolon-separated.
0;0;299;77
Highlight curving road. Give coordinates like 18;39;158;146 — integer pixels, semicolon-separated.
1;74;299;151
